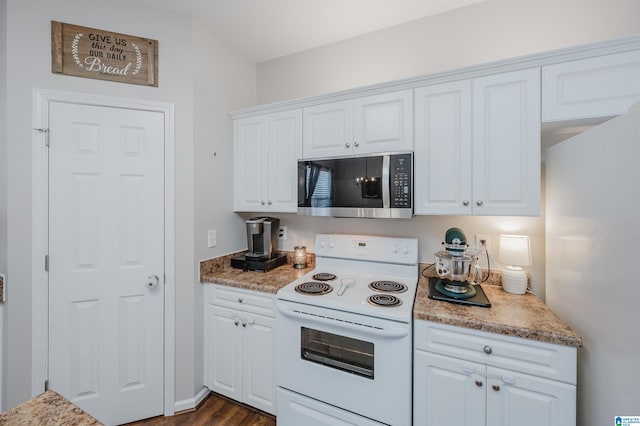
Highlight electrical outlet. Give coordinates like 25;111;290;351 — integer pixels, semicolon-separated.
207;229;218;248
279;226;287;240
475;234;491;254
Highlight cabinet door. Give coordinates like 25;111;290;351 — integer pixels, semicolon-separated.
242;313;276;415
543;50;640;122
204;303;243;402
486;366;576;426
303;100;353;158
414;81;472;215
233;116;268;211
354;90;413;154
414;351;485;426
267;109;301;212
472;68;541;215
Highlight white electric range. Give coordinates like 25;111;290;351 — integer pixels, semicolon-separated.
276;234;419;426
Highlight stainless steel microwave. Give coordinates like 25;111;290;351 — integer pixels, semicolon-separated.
297;152;413;219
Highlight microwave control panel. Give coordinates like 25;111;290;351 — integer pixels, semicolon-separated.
390;154;412;208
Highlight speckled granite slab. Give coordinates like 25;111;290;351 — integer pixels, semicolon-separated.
415;264;582;347
200;251;316;294
0;390;102;425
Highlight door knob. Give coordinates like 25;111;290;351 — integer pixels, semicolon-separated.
145;274;160;289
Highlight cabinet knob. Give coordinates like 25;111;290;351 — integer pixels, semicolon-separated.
238;298;244;303
354;141;359;147
483;345;492;355
475;380;483;387
462;200;470;206
234;320;239;326
476;200;484;206
492;384;501;392
268;200;272;205
345;142;351;148
261;200;265;205
242;321;247;327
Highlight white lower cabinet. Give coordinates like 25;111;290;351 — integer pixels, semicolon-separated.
414;321;576;426
204;285;276;415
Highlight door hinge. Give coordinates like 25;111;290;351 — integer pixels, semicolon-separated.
44;379;49;391
44;254;49;272
33;128;50;147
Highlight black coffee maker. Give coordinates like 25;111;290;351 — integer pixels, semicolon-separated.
231;216;287;272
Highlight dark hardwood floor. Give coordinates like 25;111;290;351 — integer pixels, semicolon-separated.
125;393;276;426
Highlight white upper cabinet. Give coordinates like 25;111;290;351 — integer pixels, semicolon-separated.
414;69;540;216
414;80;473;215
472;68;541;216
303;90;413;158
542;49;640;122
233;109;301;212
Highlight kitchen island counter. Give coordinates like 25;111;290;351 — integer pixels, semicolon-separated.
414;269;582;347
0;390;102;425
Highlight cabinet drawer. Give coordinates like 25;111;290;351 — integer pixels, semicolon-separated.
414;321;576;384
209;284;275;317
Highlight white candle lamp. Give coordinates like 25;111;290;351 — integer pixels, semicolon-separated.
499;235;531;295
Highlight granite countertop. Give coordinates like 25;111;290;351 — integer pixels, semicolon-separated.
200;254;581;348
200;251;315;294
415;265;582;348
0;390;102;425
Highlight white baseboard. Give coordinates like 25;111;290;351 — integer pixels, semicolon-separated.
174;387;210;414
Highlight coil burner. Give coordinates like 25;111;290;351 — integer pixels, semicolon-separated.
295;282;333;295
369;281;408;293
367;294;402;307
312;273;337;281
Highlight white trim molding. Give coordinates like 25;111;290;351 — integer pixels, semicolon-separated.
31;89;176;416
174;387;210;414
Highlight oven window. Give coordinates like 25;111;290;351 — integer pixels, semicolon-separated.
300;327;374;379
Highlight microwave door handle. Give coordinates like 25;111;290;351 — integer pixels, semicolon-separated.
382;155;390;209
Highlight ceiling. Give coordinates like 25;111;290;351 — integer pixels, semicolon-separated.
130;0;485;63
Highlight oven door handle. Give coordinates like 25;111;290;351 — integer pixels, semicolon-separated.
278;306;409;339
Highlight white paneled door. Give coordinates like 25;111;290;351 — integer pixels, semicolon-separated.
48;102;165;425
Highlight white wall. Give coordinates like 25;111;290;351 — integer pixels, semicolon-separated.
257;0;640;103
2;0;200;410
192;19;256;396
253;0;640;300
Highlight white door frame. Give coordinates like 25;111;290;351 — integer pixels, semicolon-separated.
31;88;176;416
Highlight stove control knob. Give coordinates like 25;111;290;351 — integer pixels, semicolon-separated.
329;241;335;248
402;245;410;254
391;245;398;254
319;240;326;248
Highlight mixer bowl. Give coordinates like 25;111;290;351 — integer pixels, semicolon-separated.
434;250;480;282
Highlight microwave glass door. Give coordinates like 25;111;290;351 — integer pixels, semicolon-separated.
299;156;384;208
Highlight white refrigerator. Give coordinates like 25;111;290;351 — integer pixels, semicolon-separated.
545;104;640;426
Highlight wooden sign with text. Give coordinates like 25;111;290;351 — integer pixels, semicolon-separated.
51;21;158;87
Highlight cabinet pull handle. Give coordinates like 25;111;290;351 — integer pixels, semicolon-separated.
345;142;351;148
242;321;247;327
492;384;501;392
354;141;359;147
248;318;255;325
234;320;239;326
238;298;244;303
475;380;483;387
476;200;484;206
483;345;492;355
463;200;470;206
268;200;272;205
260;200;265;205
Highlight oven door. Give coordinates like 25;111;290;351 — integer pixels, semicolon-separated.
276;299;412;426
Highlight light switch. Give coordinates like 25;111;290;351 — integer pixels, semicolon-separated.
208;230;218;248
